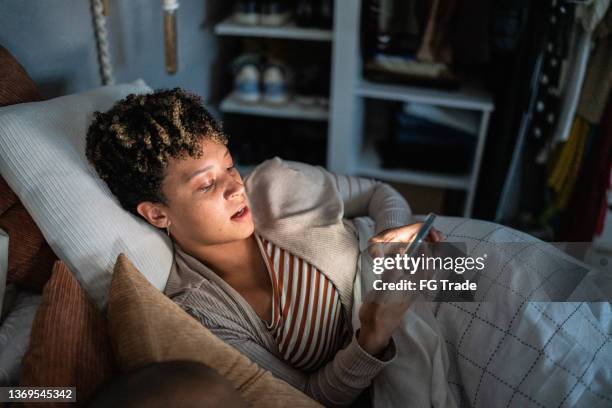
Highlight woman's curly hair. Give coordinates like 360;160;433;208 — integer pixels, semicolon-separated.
86;88;227;216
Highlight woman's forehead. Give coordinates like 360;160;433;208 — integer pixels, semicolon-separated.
167;142;230;182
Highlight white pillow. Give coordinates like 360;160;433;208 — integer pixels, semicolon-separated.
0;292;42;386
0;228;7;318
0;80;173;309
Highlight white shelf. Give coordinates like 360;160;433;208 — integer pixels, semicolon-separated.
355;145;471;189
214;17;332;41
220;93;329;121
355;80;494;112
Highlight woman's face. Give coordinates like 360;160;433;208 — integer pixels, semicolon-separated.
159;140;254;247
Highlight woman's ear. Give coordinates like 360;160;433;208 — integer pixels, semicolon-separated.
136;202;170;229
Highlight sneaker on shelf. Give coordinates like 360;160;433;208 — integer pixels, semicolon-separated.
262;64;290;105
233;0;260;25
260;0;291;26
234;64;261;103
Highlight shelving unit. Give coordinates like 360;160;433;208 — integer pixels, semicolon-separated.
355;80;493;112
356;145;471;189
215;16;332;41
213;1;494;216
212;10;334;174
220;93;329;121
327;0;494;217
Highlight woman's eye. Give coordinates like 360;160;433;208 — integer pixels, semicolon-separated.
199;182;214;192
227;164;235;172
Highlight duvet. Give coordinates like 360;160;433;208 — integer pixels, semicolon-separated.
353;216;612;408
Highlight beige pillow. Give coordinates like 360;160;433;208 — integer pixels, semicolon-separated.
107;254;320;408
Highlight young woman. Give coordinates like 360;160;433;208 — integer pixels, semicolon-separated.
86;88;440;406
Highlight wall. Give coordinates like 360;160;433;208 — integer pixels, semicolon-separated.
0;0;229;103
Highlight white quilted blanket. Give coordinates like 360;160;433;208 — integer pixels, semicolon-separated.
352;216;612;408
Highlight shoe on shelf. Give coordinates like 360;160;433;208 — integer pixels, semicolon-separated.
262;64;290;105
233;0;260;25
260;0;291;26
232;54;261;103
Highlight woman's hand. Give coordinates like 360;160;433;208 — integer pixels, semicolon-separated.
367;222;442;259
357;293;415;356
369;222;442;246
358;222;443;356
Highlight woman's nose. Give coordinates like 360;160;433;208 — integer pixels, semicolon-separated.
223;173;244;200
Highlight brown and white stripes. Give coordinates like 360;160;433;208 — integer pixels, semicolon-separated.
258;235;346;371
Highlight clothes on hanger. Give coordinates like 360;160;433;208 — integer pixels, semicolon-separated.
561;95;612;240
577;5;612;123
541;5;612;239
554;0;610;141
517;1;572;218
539;116;591;226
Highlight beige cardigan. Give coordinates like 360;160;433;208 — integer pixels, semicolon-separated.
164;158;412;406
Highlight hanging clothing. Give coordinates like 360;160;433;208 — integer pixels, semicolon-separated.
553;24;592;143
577;6;612;124
540;116;591;227
554;0;611;141
548;116;590;209
562;96;612;240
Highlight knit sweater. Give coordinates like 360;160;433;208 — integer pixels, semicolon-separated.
164;158;412;406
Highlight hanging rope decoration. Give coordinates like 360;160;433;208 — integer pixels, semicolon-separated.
90;0;115;85
163;0;179;74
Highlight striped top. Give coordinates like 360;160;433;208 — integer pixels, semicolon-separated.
257;235;347;371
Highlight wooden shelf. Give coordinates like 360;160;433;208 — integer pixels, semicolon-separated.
355;80;494;112
220;93;329;121
214;17;332;41
355;145;471;189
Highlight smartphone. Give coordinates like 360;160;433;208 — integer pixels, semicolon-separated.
404;213;437;257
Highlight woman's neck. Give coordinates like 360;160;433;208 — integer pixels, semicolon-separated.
178;234;264;282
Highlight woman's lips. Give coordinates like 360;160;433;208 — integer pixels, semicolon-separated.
231;205;249;221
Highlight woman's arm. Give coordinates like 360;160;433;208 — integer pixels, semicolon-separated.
279;160;412;233
246;158;412;234
326;170;413;233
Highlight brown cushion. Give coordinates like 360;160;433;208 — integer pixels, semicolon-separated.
0;202;56;291
20;260;115;406
0;45;55;291
0;45;42;107
108;253;320;408
0;176;17;215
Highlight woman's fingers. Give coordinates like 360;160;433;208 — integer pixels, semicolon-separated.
369;224;443;246
367;224;443;260
369;223;422;244
427;227;443;242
